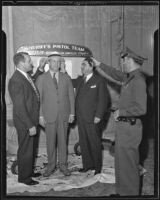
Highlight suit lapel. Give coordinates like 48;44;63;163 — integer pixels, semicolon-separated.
76;74;97;97
46;70;60;89
76;77;85;97
83;74;97;92
46;70;53;82
16;70;33;89
15;70;40;100
58;72;63;91
86;74;96;85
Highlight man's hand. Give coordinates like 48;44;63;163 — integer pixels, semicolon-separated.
91;57;101;67
39;116;46;127
94;117;101;124
68;114;75;123
38;57;47;71
29;126;37;136
113;109;119;121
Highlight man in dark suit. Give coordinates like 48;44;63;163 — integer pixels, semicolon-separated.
8;52;46;185
74;57;108;175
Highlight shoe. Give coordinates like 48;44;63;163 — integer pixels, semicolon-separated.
19;179;39;186
32;172;42;177
60;167;71;176
79;167;95;173
43;169;55;177
94;170;101;175
110;194;120;197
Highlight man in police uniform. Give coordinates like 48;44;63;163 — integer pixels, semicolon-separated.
92;47;147;196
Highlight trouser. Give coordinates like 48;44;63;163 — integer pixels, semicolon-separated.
32;126;40;169
45;114;68;171
77;115;102;171
115;119;142;195
16;127;35;183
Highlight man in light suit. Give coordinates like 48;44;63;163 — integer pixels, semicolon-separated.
36;53;75;177
8;52;46;185
74;57;108;175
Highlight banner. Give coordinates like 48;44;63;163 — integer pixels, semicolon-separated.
17;43;93;57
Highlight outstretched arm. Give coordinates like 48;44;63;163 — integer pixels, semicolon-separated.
92;57;125;85
32;57;47;82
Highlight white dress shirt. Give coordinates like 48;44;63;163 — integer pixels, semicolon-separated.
85;73;93;82
50;70;59;82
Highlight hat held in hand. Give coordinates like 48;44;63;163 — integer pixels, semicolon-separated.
121;47;148;65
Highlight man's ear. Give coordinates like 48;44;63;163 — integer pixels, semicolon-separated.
18;61;24;68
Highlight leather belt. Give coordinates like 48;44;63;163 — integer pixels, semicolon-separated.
117;116;141;125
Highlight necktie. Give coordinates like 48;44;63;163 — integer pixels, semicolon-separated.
83;76;87;84
53;73;58;89
27;75;40;100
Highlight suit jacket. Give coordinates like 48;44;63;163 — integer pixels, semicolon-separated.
8;70;40;130
35;71;75;123
75;73;108;123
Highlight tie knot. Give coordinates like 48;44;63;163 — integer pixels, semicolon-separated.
53;73;58;79
27;73;31;78
27;74;32;81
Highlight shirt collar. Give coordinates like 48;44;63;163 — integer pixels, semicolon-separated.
49;70;59;78
17;68;29;80
85;73;93;82
128;68;141;77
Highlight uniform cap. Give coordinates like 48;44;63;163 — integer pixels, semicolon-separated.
121;47;148;65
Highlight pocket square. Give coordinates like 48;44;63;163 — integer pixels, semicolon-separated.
90;85;96;88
